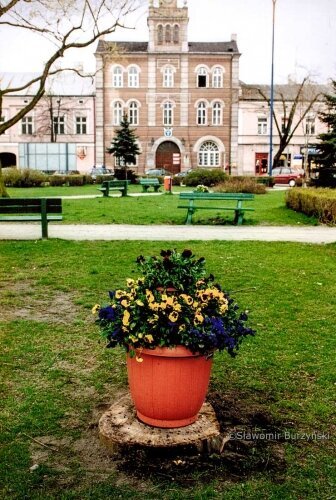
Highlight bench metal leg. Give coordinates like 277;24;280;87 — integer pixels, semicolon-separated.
41;199;48;238
185;201;195;224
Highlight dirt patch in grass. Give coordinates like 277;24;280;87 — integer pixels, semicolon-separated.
29;391;290;490
0;280;83;324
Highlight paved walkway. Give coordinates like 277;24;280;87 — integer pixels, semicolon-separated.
1;223;336;243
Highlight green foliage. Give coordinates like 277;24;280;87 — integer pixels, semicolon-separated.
95;249;254;356
214;176;267;194
114;168;138;183
184;168;227;187
3;168;48;187
316;79;336;168
286;187;336;224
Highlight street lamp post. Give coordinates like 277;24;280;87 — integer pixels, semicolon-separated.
269;0;277;175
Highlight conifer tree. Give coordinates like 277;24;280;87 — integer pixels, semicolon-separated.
107;115;140;181
316;80;336;168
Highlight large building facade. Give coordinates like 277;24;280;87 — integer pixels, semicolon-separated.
95;0;240;175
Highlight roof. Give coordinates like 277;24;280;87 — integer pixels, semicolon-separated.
0;71;95;96
240;82;330;101
95;40;239;54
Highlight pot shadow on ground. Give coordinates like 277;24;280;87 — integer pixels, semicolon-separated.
115;389;291;486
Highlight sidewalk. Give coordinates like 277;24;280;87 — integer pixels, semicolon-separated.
1;223;336;243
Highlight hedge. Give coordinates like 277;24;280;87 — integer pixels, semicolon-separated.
214;177;267;194
286;188;336;224
3;168;48;187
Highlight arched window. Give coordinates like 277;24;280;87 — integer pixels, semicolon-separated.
197;101;207;125
113;102;123;126
212;102;222;125
212;67;223;88
129;101;139;125
197;67;208;88
157;24;163;45
163;66;174;88
112;66;123;87
165;25;171;43
128;66;139;87
173;24;179;44
163;101;173;126
198;141;220;167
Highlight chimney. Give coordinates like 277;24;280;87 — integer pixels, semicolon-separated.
231;33;237;42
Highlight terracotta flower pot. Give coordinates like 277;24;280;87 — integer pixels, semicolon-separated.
127;346;213;428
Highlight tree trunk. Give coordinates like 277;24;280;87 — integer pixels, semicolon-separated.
0;160;10;198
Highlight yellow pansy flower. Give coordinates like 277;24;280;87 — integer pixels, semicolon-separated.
180;294;193;305
169;311;179;322
121;299;129;308
194;312;204;324
145;334;154;343
126;278;135;287
122;310;130;326
91;304;100;314
136;300;144;306
115;290;125;299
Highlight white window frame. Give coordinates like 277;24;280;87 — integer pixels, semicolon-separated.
305;116;315;135
198;141;220;167
163;101;173;126
197;67;208;88
163;66;174;88
129;101;139;125
21;116;34;135
258;117;268;135
212;67;223;88
75;115;87;135
197;101;207;125
53;115;65;135
113;66;123;88
128;66;139;88
212;102;222;125
113;102;123;126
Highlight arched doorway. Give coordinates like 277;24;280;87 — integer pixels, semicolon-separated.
156;141;181;175
0;152;16;168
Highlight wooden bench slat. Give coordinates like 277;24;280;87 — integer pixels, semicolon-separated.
98;180;130;197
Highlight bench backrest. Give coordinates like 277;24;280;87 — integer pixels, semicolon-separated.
102;179;130;187
139;178;160;184
179;192;255;200
0;198;62;214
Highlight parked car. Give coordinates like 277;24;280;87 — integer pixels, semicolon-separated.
144;168;172;177
271;167;304;187
174;169;193;178
90;166;114;181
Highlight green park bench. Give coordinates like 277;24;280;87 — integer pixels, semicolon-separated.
178;192;255;225
97;179;130;197
0;198;62;238
139;178;162;192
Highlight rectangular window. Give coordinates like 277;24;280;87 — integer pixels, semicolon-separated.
198;75;206;88
21;116;33;135
163;105;173;126
76;116;87;134
53;116;65;135
305;118;315;135
257;117;268;135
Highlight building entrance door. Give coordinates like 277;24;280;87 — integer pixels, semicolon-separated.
156;141;181;175
255;152;268;175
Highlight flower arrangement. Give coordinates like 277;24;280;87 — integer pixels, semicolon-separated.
93;249;255;358
194;184;210;193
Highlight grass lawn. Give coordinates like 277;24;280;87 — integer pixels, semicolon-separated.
6;187;318;225
0;240;335;499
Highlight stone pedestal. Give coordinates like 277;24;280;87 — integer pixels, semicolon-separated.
99;394;222;453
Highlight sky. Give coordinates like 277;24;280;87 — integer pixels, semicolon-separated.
0;0;335;84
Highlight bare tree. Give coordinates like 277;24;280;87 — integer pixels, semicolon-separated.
256;77;322;170
0;0;143;195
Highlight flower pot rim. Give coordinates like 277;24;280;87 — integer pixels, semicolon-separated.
133;345;203;358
